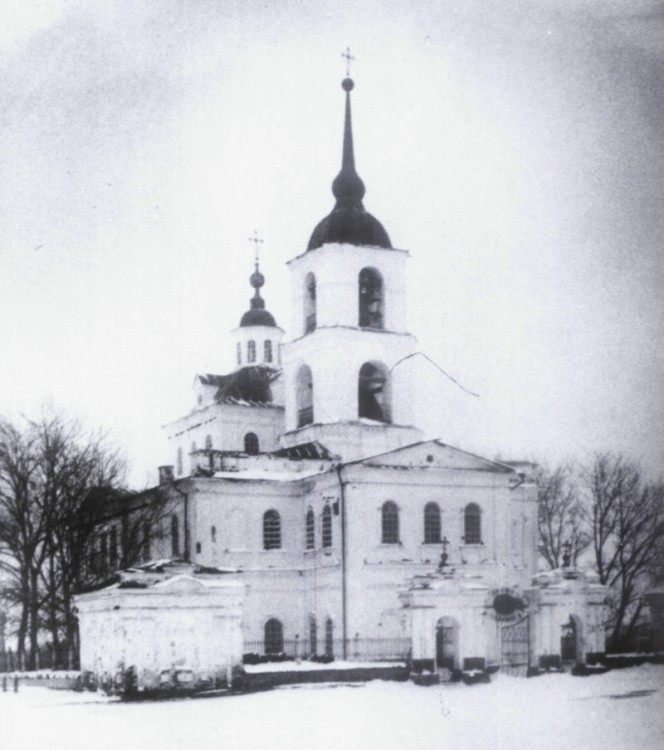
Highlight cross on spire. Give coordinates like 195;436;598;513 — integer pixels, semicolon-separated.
248;231;264;265
341;46;356;77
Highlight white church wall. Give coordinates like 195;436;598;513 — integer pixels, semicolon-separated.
75;574;245;690
287;243;411;339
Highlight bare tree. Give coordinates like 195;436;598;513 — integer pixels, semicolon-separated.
0;409;152;669
537;462;589;570
0;418;48;669
584;453;664;651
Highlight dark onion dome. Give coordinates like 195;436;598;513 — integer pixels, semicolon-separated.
307;77;392;252
239;262;277;327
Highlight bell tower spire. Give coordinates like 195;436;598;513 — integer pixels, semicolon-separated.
280;63;422;460
306;55;391;252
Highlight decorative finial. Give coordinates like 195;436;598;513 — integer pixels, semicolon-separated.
341;46;355;78
248;231;264;268
247;232;265;301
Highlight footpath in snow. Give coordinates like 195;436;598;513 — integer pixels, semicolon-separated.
1;664;663;750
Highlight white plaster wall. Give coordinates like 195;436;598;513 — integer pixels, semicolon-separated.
165;403;285;475
232;325;284;369
287;243;411;338
282;327;418;432
76;579;245;684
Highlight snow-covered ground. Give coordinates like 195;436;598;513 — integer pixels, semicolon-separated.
1;665;663;750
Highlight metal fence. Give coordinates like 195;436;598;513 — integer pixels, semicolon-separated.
243;637;410;662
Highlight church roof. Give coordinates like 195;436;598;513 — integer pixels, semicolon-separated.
208;365;280;405
307;77;392;252
272;441;337;460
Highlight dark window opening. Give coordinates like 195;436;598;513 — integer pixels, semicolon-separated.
297;365;314;427
322;505;333;548
359;267;384;329
244;432;259;455
248;339;256;363
263;509;281;550
264;340;273;363
464;503;482;544
309;615;317;657
381;501;399;544
424;502;441;544
304;272;317;333
358;362;390;422
306;508;315;550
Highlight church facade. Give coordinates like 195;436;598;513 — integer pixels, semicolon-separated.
79;73;607;681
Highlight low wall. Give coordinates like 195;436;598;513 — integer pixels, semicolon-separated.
243;665;409;690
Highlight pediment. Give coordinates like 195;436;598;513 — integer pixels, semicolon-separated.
359;440;514;473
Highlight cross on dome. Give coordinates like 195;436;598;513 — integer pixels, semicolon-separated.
341;46;356;77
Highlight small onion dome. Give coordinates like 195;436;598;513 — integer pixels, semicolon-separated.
239;263;277;327
307;77;392;252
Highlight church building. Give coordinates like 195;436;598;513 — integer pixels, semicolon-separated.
77;71;607;684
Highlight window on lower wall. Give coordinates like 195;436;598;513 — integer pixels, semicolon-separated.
381;501;400;544
244;432;259;455
263;509;281;550
424;502;442;544
305;508;315;550
322;505;333;548
463;503;482;544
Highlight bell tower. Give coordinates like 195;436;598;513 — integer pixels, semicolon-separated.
280;72;422;461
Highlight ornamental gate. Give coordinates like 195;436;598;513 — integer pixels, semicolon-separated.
500;615;530;675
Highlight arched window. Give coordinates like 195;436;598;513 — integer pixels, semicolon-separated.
176;447;183;476
264;340;273;363
424;502;441;544
264;618;284;655
381;501;399;544
190;441;197;472
359;267;384;329
322;505;333;548
263;509;281;550
211;525;217;543
205;434;212;450
324;617;334;658
244;432;259;455
247;340;256;363
309;614;317;657
236;341;242;365
464;503;482;544
171;514;180;557
358;362;390;422
305;508;315;550
304;272;317;333
142;521;151;562
296;364;314;427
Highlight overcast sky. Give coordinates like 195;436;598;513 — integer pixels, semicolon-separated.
1;0;663;486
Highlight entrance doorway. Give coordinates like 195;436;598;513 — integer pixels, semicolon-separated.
435;617;458;672
561;615;583;664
